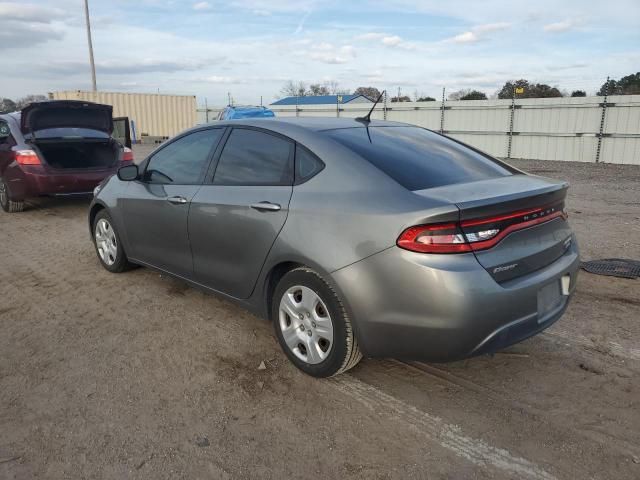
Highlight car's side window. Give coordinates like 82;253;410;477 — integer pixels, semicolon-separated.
144;128;223;184
212;128;293;186
295;144;324;183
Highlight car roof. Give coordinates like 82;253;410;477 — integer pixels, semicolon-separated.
208;117;411;133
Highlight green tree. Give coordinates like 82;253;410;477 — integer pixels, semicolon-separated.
570;90;586;97
390;95;411;102
459;90;487;100
496;80;562;99
416;96;436;102
597;73;640;95
354;86;381;100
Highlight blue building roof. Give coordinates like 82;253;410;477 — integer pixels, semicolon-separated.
270;94;371;106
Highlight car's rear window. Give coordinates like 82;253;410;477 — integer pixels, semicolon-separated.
324;126;514;190
27;128;109;139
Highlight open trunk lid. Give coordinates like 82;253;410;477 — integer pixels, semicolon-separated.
415;175;574;282
21;101;113;136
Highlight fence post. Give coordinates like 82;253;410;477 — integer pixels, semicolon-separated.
439;87;445;134
507;86;516;158
383;90;388;120
295;95;299;117
595;76;609;163
204;98;209;123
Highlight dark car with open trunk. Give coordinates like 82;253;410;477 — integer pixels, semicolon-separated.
0;100;133;212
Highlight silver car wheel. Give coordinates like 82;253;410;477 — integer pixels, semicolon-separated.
279;285;334;364
94;218;118;266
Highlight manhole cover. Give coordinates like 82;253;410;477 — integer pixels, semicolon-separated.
581;259;640;279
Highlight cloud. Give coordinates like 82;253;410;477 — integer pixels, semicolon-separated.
192;1;211;11
252;9;271;16
306;43;356;64
0;2;65;22
450;31;478;44
0;2;66;49
446;22;511;44
355;32;415;49
381;35;402;46
294;11;311;34
543;19;577;33
39;58;219;76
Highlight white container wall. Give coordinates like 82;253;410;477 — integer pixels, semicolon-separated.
51;91;197;140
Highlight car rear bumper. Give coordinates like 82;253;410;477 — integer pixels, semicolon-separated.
331;235;580;361
7;165;117;200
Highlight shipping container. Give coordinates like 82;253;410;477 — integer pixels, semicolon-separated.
49;91;197;142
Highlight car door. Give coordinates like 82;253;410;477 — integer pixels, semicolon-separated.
121;127;224;278
189;127;294;298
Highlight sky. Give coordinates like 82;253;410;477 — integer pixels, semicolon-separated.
1;0;639;106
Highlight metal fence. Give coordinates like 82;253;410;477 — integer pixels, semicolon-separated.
199;95;640;165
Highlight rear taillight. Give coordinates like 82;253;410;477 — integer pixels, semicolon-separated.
14;149;41;165
397;223;472;253
397;202;567;254
122;147;134;162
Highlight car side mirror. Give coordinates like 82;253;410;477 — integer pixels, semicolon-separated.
117;164;139;181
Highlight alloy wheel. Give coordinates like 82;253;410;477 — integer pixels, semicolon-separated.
278;285;334;364
95;218;118;266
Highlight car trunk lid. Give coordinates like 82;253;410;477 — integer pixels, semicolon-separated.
21;101;113;136
414;175;573;282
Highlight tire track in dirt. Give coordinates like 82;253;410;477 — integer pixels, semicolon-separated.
330;374;557;480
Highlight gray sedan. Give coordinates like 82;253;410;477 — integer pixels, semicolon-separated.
89;118;579;377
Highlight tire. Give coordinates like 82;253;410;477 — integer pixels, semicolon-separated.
272;267;362;377
92;210;134;273
0;178;24;213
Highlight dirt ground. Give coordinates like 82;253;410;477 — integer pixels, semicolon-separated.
1;149;639;480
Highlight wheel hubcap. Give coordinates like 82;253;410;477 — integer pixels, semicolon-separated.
0;182;7;207
279;285;334;364
94;218;118;266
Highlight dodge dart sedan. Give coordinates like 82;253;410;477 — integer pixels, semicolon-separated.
89;118;579;377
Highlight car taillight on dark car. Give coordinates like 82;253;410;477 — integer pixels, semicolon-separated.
122;147;134;163
397;202;567;254
13;149;41;165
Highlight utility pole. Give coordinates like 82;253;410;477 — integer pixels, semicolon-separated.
83;0;97;91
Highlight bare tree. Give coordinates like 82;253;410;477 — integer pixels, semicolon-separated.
0;98;17;114
15;94;48;110
280;81;308;98
308;84;330;96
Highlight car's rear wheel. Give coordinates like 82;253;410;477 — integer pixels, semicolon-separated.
272;267;362;377
0;178;24;213
93;210;133;273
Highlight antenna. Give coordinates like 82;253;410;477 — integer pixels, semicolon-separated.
356;90;385;123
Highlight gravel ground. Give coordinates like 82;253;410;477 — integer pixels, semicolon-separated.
0;150;639;479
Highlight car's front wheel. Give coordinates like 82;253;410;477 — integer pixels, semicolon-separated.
0;178;24;213
93;210;134;273
272;267;362;377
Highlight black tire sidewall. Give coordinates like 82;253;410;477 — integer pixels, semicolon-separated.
272;269;350;378
92;210;128;273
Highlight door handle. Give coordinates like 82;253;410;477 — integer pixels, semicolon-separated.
167;196;188;205
250;201;281;212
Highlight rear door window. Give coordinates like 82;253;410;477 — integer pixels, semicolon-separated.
212;128;293;186
324;126;514;190
144;128;223;184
